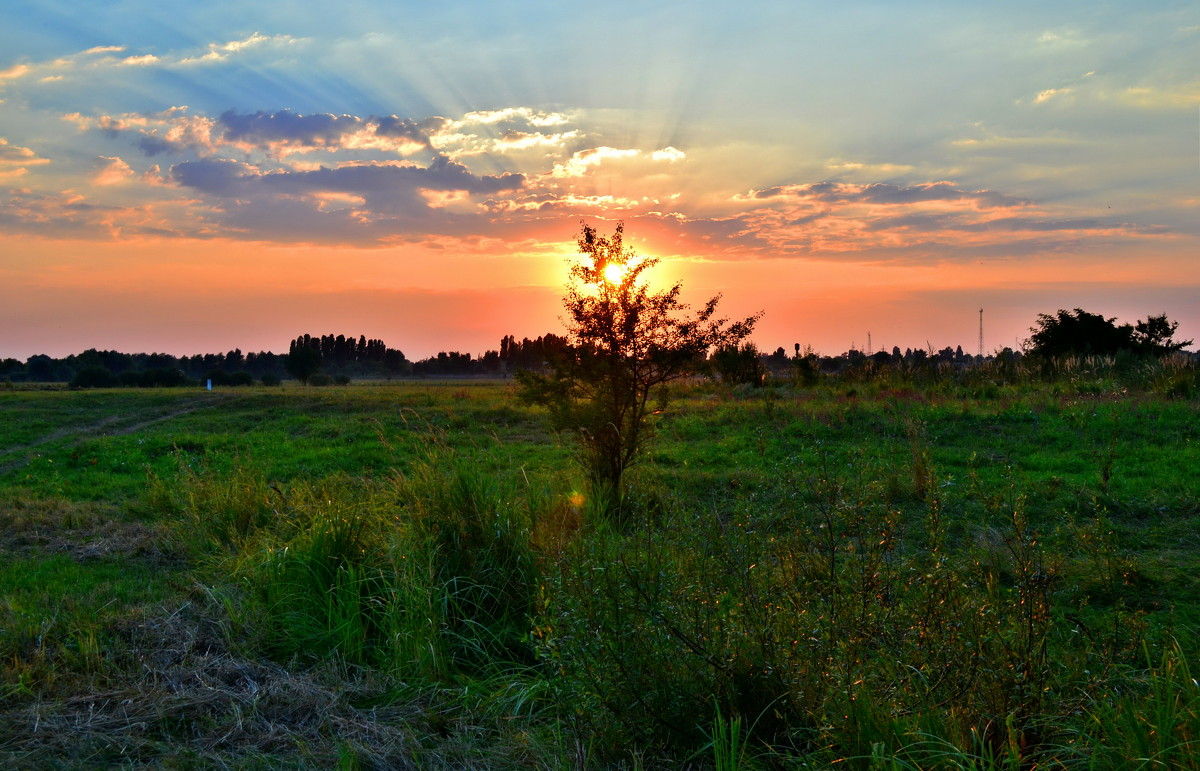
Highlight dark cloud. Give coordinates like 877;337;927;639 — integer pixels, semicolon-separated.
172;155;522;199
375;115;443;144
160;153;527;244
219;109;365;146
136;134;181;157
753;181;1026;208
215;110;443;151
170;158;253;195
865;213;958;232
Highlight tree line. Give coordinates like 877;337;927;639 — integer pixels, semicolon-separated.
0;307;1189;388
0;331;575;386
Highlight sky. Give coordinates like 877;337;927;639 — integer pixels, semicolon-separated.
1;0;1197;360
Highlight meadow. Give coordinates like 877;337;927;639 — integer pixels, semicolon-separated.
0;373;1197;768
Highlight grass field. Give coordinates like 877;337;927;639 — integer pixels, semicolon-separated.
1;379;1197;767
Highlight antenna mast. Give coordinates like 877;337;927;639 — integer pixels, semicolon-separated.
978;308;984;357
867;331;872;355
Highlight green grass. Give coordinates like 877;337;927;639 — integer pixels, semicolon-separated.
0;378;1197;766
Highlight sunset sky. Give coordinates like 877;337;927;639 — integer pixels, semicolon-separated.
2;1;1197;360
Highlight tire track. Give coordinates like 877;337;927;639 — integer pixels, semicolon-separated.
0;393;239;477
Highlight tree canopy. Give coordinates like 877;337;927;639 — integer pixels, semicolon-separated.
518;222;761;504
1027;309;1190;358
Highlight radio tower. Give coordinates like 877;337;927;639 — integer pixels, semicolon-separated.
867;331;872;354
978;308;984;357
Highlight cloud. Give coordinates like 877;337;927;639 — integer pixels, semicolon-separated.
0;188;188;239
744;181;1026;208
1114;83;1200;109
65;107;220;156
1034;86;1073;104
26;103;1181;259
549;146;686;178
91;156;135;186
216;109;436;157
176;32;298;66
169;157;253;195
0;138;50;180
220;109;366;147
0;64;31;82
717;179;1160;259
1036;29;1088;49
0;138;50;165
552;146;640;178
159;153;528;243
172;156;522;198
119;54;160;67
0;34;302;92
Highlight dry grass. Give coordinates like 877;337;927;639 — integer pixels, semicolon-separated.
0;594;435;767
0;497;174;565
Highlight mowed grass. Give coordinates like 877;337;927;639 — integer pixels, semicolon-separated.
0;380;1197;767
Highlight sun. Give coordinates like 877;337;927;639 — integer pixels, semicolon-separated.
603;261;627;286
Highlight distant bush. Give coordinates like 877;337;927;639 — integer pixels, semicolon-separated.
225;371;255;386
260;372;282;386
308;373;333;387
142;368;190;388
333;374;351;385
70;366;117;388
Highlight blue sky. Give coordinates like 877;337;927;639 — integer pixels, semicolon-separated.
1;1;1196;358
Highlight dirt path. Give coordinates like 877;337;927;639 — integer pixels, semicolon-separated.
0;393;239;477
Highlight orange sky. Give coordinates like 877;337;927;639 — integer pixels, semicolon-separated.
1;3;1197;359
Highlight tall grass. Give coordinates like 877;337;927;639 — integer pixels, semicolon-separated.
397;450;538;669
537;444;1179;765
151;440;542;683
124;380;1196;767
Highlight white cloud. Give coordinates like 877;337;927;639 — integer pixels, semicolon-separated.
1034;86;1073;104
175;32;295;66
120;54;160;67
1036;29;1087;49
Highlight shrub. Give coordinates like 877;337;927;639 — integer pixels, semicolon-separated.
69;366;117;389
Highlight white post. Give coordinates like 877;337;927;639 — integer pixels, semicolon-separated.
206;379;212;391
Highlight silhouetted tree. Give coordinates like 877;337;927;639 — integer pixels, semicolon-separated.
70;366;117;388
1133;313;1192;355
711;342;765;386
286;337;324;384
1027;308;1138;357
517;222;761;508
